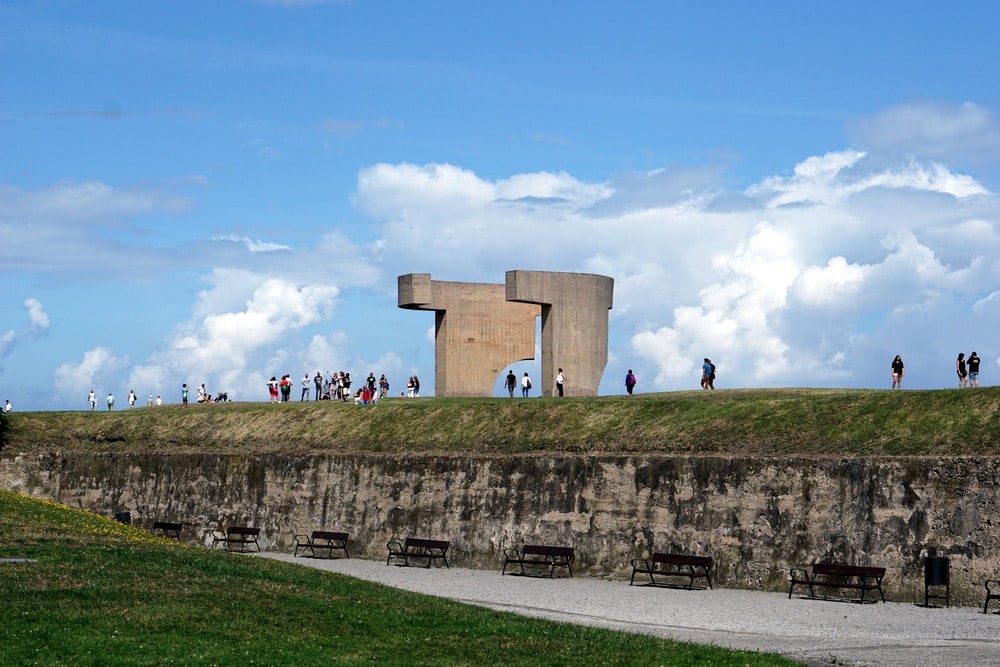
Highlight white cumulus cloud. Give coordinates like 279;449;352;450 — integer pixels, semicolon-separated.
23;298;50;335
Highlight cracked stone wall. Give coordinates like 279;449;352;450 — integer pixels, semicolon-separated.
2;452;997;605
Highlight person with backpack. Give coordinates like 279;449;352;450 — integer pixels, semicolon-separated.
624;370;637;395
701;359;712;390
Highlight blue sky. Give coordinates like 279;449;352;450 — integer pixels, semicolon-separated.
3;1;1000;410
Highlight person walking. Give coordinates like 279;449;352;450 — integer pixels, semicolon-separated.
127;389;136;408
267;376;279;403
891;355;905;389
521;372;532;397
88;389;96;411
701;359;712;390
106;392;115;411
505;370;517;397
969;351;981;388
956;353;968;389
625;369;637;395
556;368;565;397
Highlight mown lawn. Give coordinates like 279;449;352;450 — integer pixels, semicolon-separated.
0;490;795;666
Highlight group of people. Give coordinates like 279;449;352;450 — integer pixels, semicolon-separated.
68;351;986;412
266;371;420;404
501;368;569;397
956;352;982;388
87;389;164;411
890;352;984;389
505;370;533;397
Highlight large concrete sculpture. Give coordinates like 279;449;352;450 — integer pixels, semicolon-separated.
398;273;540;397
399;270;614;398
506;270;614;397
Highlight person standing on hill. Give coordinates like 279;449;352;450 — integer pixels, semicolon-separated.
891;355;904;389
505;370;517;397
314;372;324;400
88;389;96;411
301;373;311;401
701;358;712;390
625;369;637;395
106;392;115;411
969;351;981;387
181;383;189;407
521;372;532;397
556;368;565;397
956;353;968;388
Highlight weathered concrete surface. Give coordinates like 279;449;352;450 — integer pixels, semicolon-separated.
398;273;540;397
506;270;614;397
2;452;997;605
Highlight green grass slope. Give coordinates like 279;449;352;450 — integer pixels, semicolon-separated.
4;388;999;457
0;490;793;666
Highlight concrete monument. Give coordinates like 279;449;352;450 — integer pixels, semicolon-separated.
399;270;613;398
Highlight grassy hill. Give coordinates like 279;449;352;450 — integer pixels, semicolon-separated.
4;387;999;457
0;490;793;666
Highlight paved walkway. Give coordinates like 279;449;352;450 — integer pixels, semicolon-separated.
257;553;1000;666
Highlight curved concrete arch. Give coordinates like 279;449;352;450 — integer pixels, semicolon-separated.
398;274;540;397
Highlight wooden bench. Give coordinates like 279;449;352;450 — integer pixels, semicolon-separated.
984;579;1000;614
211;526;261;553
152;521;183;539
630;553;713;589
294;530;350;559
386;537;450;568
789;563;886;603
502;544;574;577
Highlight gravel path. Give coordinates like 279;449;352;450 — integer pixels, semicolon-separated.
257;553;1000;666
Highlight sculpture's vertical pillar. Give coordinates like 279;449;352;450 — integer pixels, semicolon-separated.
398;274;539;397
505;271;614;397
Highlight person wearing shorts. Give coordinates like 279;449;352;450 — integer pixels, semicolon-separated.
968;351;981;387
891;355;904;389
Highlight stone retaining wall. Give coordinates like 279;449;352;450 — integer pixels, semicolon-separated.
2;451;997;605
